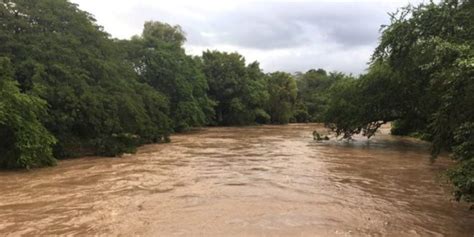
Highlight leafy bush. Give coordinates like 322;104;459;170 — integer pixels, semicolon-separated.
0;57;57;169
93;133;140;157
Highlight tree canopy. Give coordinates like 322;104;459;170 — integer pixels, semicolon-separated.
202;50;270;125
266;72;297;124
0;0;172;160
119;21;214;132
324;0;474;202
0;57;56;168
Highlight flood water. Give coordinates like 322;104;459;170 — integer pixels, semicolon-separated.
0;124;473;236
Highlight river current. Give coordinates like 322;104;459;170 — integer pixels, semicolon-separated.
0;124;472;236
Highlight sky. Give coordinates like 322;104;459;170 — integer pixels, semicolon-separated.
70;0;426;75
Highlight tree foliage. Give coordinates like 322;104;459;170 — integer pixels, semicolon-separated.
324;0;474;202
0;0;171;162
201;50;270;125
294;69;348;122
0;57;56;168
266;72;297;124
119;21;214;131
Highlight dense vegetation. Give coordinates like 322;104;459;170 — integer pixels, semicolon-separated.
0;0;173;160
0;0;471;202
118;22;214;132
324;0;473;202
293;69;348;123
0;0;317;168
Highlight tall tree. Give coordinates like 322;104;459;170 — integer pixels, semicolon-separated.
120;21;215;131
295;69;346;122
325;0;474;201
266;72;297;124
0;0;172;158
201;50;269;125
0;57;56;168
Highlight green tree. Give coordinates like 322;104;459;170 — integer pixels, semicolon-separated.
244;62;271;124
374;0;473;202
0;57;57;169
325;0;474;201
266;72;297;124
324;63;408;138
201;50;269;125
0;0;172;158
120;21;215;131
295;69;347;122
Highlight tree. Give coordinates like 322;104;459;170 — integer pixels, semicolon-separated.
0;57;57;168
295;69;346;122
243;62;271;124
0;0;172;158
324;63;408;138
374;0;473;202
325;0;474;202
266;72;297;124
201;50;269;125
120;21;215;132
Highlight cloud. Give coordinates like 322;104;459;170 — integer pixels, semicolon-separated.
70;0;428;74
203;2;387;49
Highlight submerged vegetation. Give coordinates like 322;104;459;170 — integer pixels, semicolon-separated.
0;0;472;201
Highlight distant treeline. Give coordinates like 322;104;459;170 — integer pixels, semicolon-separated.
0;0;472;202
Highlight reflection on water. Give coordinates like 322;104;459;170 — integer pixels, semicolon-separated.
0;124;472;236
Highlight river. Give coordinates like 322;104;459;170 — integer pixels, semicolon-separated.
0;124;473;236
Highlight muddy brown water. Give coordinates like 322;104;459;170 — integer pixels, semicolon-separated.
0;124;473;236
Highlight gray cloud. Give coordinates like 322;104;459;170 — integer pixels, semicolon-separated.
129;1;394;49
182;2;391;50
71;0;427;74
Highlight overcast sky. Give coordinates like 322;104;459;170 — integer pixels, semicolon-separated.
70;0;426;75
